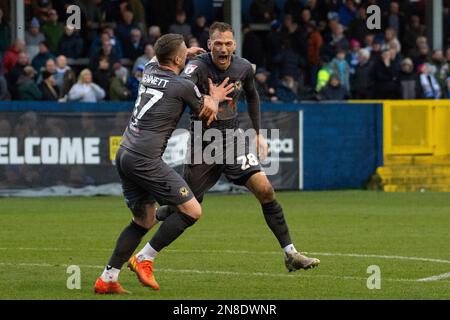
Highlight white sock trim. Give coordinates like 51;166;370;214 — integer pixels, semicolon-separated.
137;243;159;261
283;244;298;254
101;266;121;282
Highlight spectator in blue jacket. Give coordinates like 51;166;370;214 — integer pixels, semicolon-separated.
318;74;351;100
126;64;143;101
31;41;54;74
276;75;298;103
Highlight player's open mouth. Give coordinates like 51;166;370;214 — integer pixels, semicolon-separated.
217;55;229;63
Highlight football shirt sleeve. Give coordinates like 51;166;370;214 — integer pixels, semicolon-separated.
181;60;203;86
243;64;261;133
180;80;204;114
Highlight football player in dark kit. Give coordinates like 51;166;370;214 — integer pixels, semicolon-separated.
157;23;320;272
94;34;234;294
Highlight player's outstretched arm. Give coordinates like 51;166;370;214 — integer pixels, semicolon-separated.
186;47;206;59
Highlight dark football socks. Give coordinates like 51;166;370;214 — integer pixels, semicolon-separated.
262;200;293;248
107;220;149;269
149;211;197;252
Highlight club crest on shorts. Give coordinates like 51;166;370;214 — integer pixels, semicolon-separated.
179;187;190;197
184;64;198;75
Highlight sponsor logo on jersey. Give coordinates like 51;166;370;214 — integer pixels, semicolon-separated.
184;64;198;75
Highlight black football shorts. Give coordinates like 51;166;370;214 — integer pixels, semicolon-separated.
116;146;194;215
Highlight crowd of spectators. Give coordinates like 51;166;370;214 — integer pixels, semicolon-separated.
247;0;450;101
0;0;449;103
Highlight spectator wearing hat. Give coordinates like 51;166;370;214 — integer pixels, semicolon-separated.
38;70;59;101
110;67;130;101
255;67;277;102
17;66;42;100
31;41;54;73
417;63;442;99
33;0;52;24
41;9;65;54
346;39;361;76
57;26;83;59
127;64;144;101
369;37;383;63
318;74;351;101
68;68;105;103
132;44;154;73
25;17;46;61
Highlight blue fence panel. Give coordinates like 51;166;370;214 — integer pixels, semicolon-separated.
0;101;383;191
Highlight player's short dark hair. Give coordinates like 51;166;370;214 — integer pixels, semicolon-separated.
154;33;184;65
209;22;234;38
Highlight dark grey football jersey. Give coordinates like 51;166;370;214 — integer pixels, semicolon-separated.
121;61;203;158
181;53;257;129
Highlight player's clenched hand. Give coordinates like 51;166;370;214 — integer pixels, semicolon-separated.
186;47;206;59
256;133;269;161
208;78;234;102
199;95;218;127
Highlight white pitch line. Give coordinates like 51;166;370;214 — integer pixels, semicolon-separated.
1;247;450;266
417;272;450;282
0;261;425;283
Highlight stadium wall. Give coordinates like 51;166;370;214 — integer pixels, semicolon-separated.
0;101;383;195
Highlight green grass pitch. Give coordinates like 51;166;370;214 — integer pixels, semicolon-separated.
0;191;449;300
